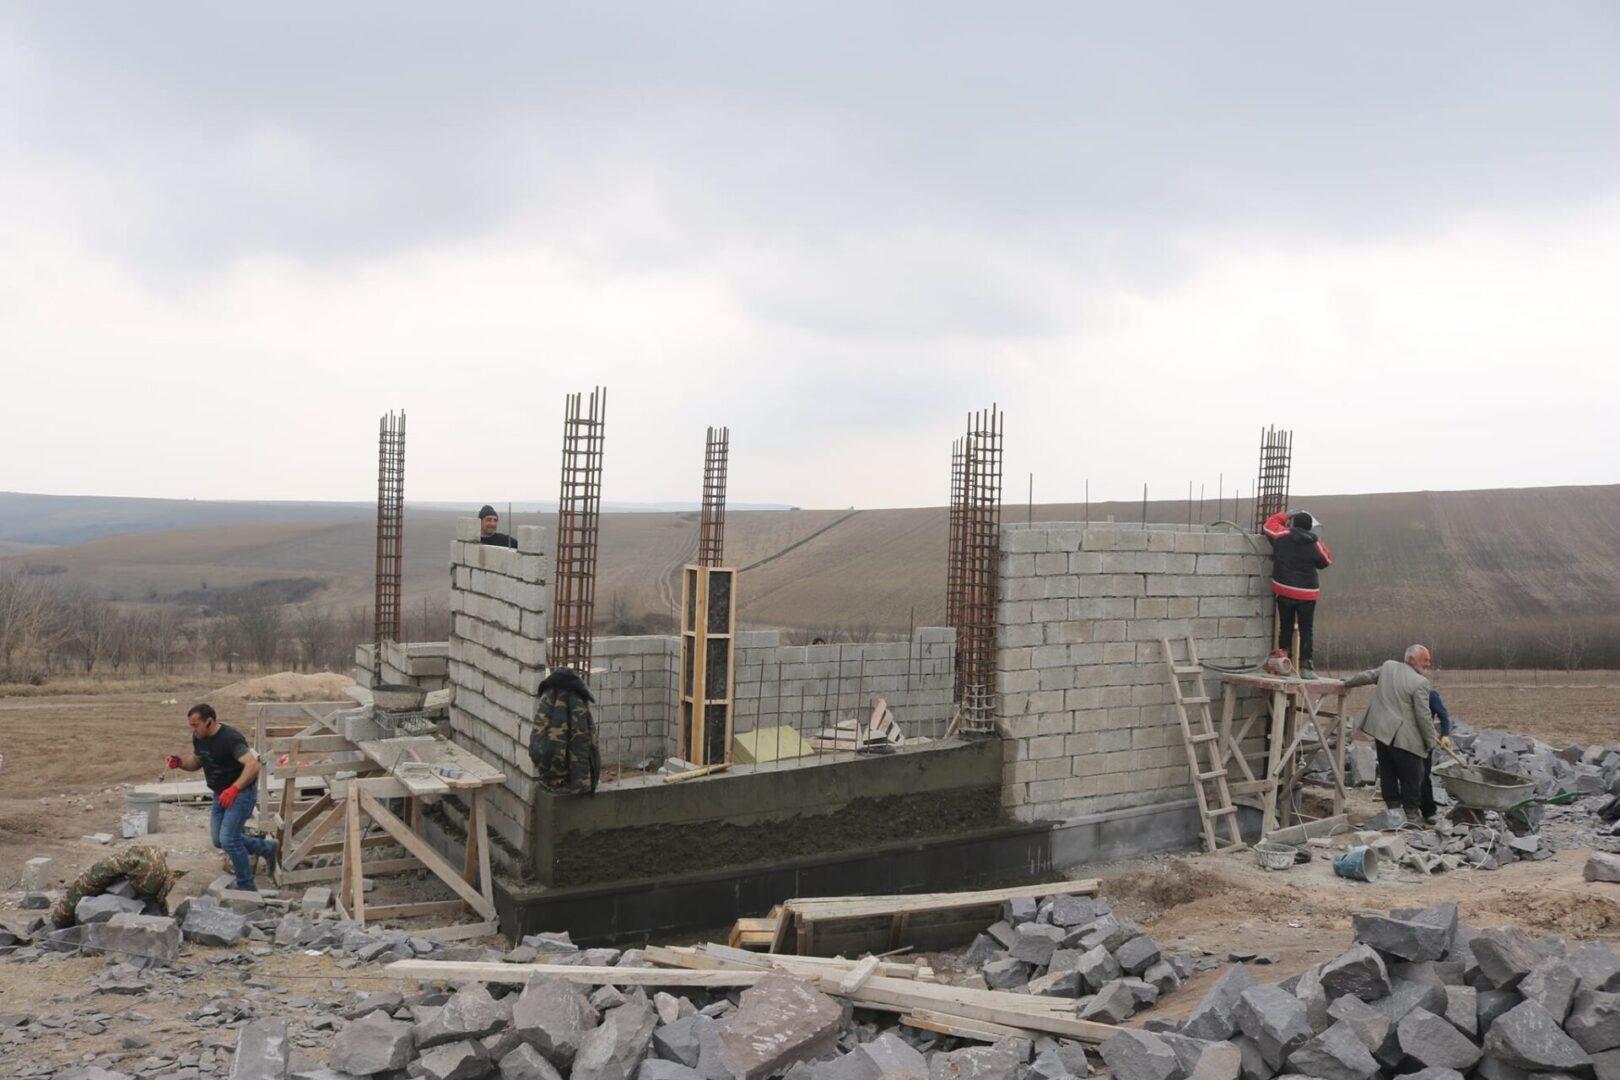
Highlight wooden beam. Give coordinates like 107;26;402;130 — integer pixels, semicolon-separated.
344;792;364;925
386;961;770;988
839;956;881;994
365;900;468;920
358;791;496;920
278;856;424;886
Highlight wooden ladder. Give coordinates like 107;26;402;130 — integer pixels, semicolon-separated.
1162;636;1245;853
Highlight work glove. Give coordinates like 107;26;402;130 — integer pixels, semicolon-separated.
217;785;239;810
165;755;183;769
1438;737;1452;751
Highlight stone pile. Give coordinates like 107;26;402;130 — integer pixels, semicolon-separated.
315;966;1086;1080
958;895;1191;1025
1101;901;1620;1080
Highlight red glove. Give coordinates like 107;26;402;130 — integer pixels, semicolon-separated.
166;755;183;769
217;786;239;809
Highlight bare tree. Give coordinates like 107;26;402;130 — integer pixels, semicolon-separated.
0;570;58;681
67;593;114;673
231;591;284;671
293;605;338;672
1545;622;1589;674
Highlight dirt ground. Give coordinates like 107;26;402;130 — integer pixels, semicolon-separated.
2;670;1619;1062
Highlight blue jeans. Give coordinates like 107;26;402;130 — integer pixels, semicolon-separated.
209;784;272;890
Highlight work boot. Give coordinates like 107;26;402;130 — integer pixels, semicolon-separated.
1300;662;1318;681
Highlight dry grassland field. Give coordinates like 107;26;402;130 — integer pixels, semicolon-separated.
1;671;1615;910
0;671;1619;1073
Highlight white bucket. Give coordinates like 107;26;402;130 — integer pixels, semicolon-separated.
124;791;162;835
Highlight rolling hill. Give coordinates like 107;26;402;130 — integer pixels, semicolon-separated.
3;485;1617;665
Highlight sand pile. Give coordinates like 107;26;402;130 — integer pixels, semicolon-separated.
212;671;355;702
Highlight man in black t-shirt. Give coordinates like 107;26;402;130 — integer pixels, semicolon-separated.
166;703;279;891
477;505;518;549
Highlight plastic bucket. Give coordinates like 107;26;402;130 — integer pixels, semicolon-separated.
125;791;161;835
1333;845;1380;882
1256;841;1299;871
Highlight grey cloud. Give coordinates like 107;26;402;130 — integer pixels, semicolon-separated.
4;3;1618;314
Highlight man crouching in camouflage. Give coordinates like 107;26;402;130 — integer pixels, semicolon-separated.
529;668;599;795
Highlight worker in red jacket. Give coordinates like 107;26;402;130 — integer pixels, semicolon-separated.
1263;510;1333;678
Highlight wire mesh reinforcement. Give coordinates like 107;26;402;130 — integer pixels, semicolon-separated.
373;410;406;646
946;437;965;632
1252;425;1293;533
551;388;606;676
698;426;730;567
950;406;1003;732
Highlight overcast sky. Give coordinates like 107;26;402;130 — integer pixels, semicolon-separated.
2;3;1617;510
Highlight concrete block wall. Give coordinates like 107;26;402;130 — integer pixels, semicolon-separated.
730;629;956;741
995;522;1273;824
582;629;958;776
591;635;680;768
446;520;550;854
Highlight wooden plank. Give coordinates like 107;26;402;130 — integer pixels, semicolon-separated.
384;962;1114;1042
413;919;500;943
901;1009;1024;1042
278;856;423;886
345;792;364;925
663;763;730;783
128;780;212;802
284;802;345;869
775;879;1099;924
365;900;468;920
358;791;496;920
645;945;930;982
839;956;882;994
267;734;355;753
386;961;771;988
474;791;494;911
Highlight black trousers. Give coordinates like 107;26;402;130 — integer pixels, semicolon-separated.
1275;596;1317;664
1375;739;1428;814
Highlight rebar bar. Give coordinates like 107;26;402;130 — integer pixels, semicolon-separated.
373;410;406;646
551;387;606;676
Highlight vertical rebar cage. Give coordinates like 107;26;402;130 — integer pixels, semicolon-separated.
373;410;406;646
698;426;730;567
1252;426;1293;533
950;407;1003;732
551;388;607;676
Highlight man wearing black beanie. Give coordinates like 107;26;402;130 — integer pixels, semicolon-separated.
478;505;518;548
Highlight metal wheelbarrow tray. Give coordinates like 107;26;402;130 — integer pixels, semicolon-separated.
1435;762;1537;811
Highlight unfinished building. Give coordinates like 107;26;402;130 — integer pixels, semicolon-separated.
342;409;1323;943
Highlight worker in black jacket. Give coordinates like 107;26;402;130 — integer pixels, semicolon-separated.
1263;510;1333;678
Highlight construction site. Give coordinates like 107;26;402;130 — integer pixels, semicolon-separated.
4;397;1620;1080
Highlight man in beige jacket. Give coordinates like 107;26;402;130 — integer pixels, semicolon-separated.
1342;645;1440;823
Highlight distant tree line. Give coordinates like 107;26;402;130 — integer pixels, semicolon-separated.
0;569;449;684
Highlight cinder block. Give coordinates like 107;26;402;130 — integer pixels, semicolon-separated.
455;517;480;541
1001;529;1051;554
516;525;546;555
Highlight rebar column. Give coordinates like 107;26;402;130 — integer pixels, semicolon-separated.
946;437;965;632
953;406;1003;731
373;410;406;646
697;426;730;567
551;388;607;676
1252;425;1293;532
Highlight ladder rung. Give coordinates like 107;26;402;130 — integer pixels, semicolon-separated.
1189;732;1220;744
1172;665;1202;676
1206;807;1239;817
1181;695;1211;705
1195;769;1226;781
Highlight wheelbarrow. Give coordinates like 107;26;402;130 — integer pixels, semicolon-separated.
1434;753;1578;831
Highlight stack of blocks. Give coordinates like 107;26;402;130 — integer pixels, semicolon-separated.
446;519;550;855
995;523;1273;823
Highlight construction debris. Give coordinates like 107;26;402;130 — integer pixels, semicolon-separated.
1096;901;1618;1080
